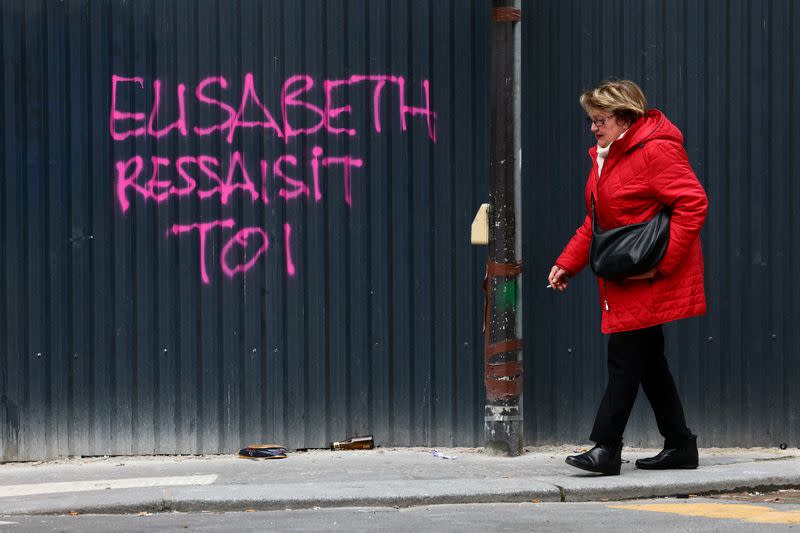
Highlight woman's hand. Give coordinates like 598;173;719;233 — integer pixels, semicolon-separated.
626;268;658;281
548;266;570;291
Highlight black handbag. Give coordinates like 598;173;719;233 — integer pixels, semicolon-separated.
589;193;670;281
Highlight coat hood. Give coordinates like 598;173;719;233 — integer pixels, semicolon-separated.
589;109;683;158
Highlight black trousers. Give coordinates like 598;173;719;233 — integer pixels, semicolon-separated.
589;325;694;448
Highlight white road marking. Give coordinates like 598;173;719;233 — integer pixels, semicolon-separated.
0;474;217;498
0;521;18;524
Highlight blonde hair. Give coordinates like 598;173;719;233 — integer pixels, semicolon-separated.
579;79;647;125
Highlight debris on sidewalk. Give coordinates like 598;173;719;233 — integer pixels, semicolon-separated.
237;444;288;459
431;450;457;460
330;435;375;450
710;489;800;504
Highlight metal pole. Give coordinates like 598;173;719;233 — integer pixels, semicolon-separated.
485;0;523;456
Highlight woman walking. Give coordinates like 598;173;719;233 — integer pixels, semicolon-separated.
548;79;708;475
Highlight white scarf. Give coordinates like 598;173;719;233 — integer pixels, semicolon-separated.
596;130;627;176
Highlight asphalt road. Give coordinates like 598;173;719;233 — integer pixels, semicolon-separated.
2;497;799;532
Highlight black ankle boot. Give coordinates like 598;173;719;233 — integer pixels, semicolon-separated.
565;442;622;475
635;435;698;470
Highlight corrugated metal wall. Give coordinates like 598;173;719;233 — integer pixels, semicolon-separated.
0;0;490;461
5;0;796;460
522;0;800;447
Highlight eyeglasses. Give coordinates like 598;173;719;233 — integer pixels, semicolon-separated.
586;114;615;128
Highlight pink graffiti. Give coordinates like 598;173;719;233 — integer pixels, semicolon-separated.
323;79;356;136
194;77;237;136
112;72;436;285
171;219;236;284
115;148;361;213
171;219;296;284
221;151;259;204
115;156;144;212
349;75;397;134
348;75;436;141
148;80;188;138
311;146;323;201
273;155;310;200
109;76;146;141
147;156;172;202
321;155;363;207
284;223;296;277
110;73;437;143
259;160;271;205
195;155;222;200
221;227;269;277
282;75;325;139
227;73;285;143
174;156;198;196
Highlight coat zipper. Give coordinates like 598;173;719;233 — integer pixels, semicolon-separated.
593;148;617;314
592;155;610;313
593;128;655;316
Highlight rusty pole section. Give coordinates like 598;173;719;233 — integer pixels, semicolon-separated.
485;0;523;456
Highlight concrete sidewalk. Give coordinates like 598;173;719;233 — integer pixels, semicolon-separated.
0;446;798;515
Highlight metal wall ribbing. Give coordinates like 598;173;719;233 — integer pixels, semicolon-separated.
522;0;800;447
0;0;491;461
5;0;795;460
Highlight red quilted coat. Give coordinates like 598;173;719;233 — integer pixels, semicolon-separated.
555;109;708;334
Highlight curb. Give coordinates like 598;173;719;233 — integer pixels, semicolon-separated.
0;480;561;515
4;477;800;515
3;456;800;515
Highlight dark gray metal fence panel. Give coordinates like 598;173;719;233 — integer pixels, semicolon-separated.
522;0;800;447
0;0;490;461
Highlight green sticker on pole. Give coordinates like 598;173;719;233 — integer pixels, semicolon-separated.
495;278;517;313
